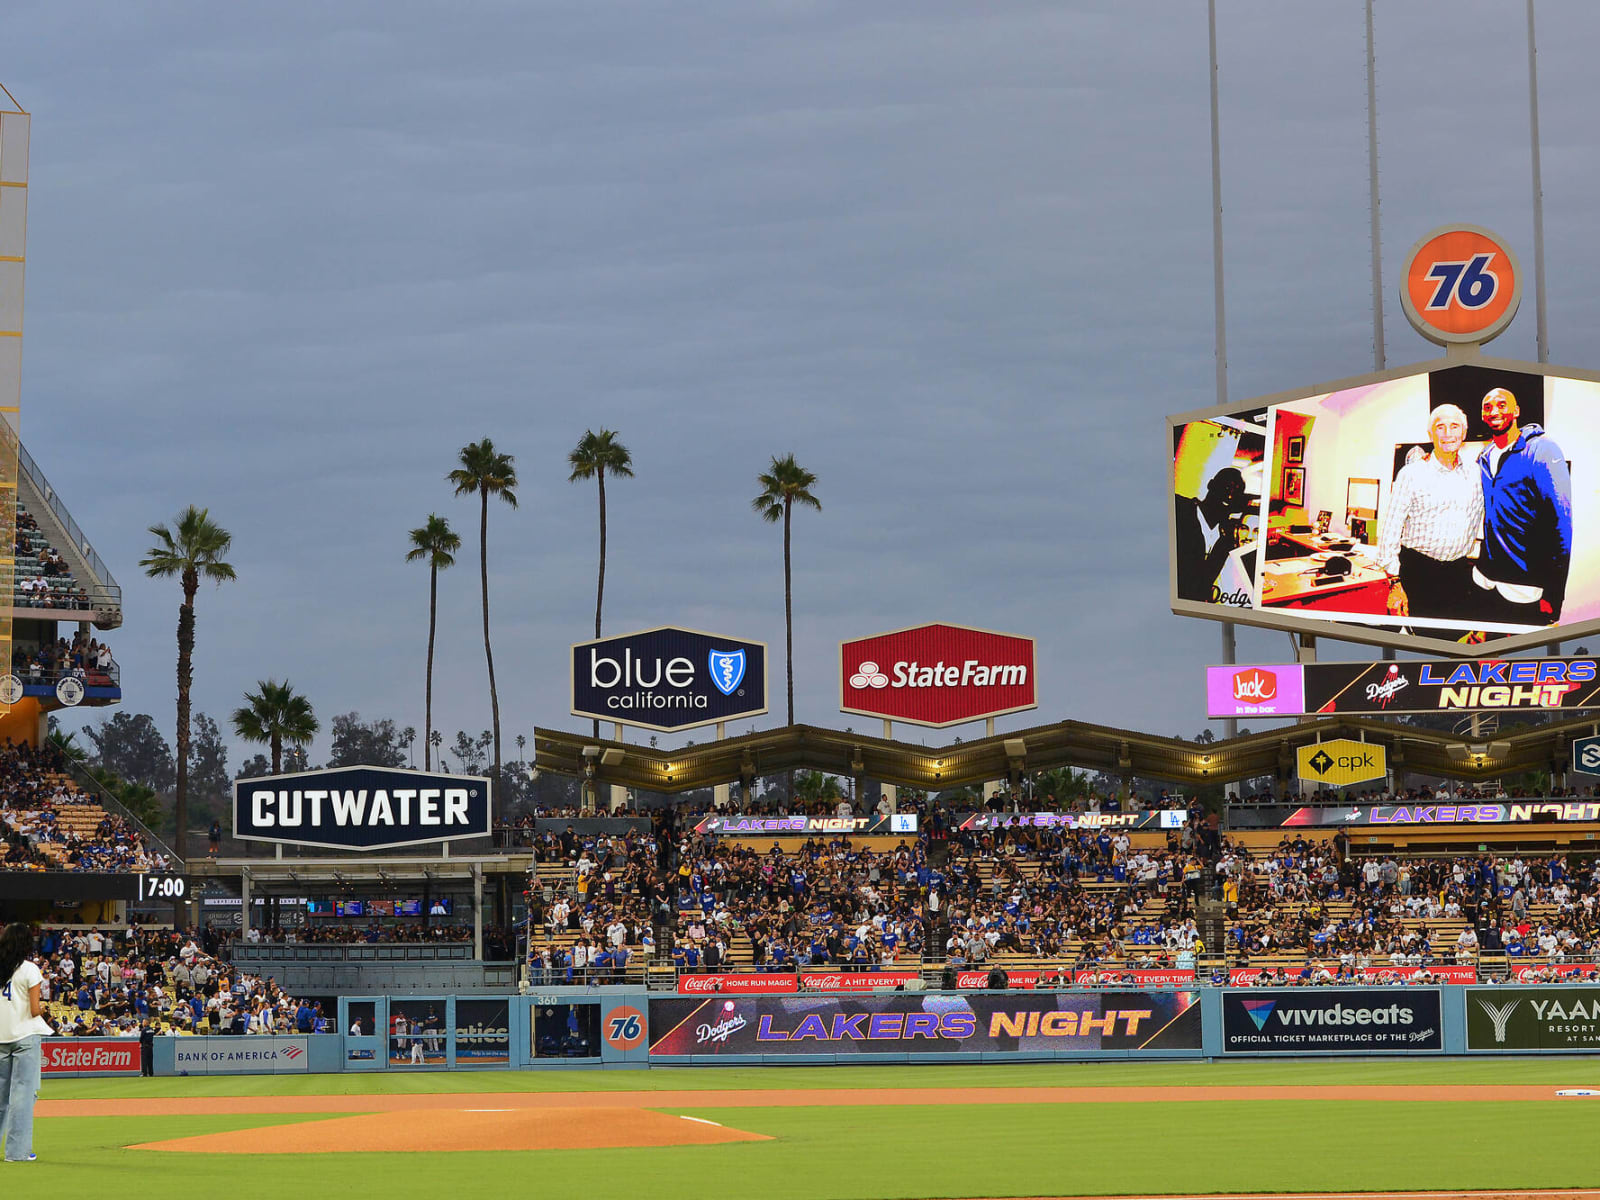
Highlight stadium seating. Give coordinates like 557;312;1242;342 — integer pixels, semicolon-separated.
0;741;166;872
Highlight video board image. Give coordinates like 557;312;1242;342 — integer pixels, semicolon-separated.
1251;364;1588;637
1170;408;1267;609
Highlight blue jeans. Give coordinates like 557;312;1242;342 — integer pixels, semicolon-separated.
0;1036;41;1160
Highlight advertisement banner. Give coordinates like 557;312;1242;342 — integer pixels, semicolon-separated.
41;1038;140;1076
1510;963;1600;983
694;814;917;837
800;972;922;991
1208;657;1600;719
454;998;510;1064
1222;988;1442;1054
1276;801;1600;828
1575;735;1600;775
1296;740;1386;787
234;765;492;852
1172;360;1600;658
1467;986;1600;1051
571;626;768;732
839;624;1036;728
956;811;1186;832
649;992;1200;1056
677;974;799;995
1228;965;1475;986
1206;665;1307;719
173;1036;309;1074
952;969;1194;989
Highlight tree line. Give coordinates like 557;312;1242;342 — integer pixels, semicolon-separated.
133;433;821;848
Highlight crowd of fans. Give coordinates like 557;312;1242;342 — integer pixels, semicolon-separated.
10;629;117;684
0;739;167;873
10;503;95;611
31;924;325;1037
516;796;1600;987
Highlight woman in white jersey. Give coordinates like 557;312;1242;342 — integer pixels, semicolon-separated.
0;923;52;1162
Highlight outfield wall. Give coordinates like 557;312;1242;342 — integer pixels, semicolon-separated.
124;985;1600;1074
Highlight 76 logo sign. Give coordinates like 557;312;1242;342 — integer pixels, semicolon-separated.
602;1005;646;1051
1402;225;1521;346
1424;253;1498;311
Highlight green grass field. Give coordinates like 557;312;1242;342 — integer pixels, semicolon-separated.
27;1059;1600;1200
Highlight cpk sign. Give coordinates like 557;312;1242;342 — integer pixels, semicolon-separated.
840;624;1036;728
571;626;768;732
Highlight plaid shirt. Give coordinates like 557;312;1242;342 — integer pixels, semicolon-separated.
1376;452;1482;576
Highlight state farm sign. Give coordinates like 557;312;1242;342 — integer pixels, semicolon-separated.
840;624;1037;728
41;1038;140;1075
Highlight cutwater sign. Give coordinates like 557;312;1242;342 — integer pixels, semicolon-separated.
174;1036;309;1074
233;766;492;852
571;626;768;732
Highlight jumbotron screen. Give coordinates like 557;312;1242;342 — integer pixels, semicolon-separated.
1171;361;1600;652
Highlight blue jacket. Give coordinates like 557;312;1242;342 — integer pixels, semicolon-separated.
1478;423;1572;616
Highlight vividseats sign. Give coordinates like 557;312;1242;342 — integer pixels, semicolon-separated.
1222;988;1442;1054
233;766;492;852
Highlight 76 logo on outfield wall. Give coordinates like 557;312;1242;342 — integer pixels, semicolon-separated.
1401;224;1521;347
603;1005;645;1051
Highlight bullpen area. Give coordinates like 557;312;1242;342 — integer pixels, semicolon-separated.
30;1059;1600;1200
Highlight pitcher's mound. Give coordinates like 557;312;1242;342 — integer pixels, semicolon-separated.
129;1106;771;1154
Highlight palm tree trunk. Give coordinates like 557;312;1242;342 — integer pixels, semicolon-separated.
783;499;794;725
271;731;282;776
479;488;502;777
424;562;438;771
174;578;197;862
593;469;606;740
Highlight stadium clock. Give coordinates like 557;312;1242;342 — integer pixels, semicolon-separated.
137;873;189;902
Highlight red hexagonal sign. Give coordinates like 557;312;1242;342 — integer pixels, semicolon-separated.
839;623;1037;728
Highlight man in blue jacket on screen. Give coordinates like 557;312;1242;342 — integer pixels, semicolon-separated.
1471;386;1572;628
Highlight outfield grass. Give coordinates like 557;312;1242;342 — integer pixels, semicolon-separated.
41;1055;1600;1098
27;1061;1600;1200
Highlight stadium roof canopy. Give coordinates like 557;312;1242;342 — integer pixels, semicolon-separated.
534;714;1598;794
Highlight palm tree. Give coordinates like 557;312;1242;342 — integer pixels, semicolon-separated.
568;428;634;736
449;440;518;780
231;680;320;775
405;514;461;771
751;454;821;725
141;506;236;858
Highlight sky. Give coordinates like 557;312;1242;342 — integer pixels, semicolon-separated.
8;1;1600;771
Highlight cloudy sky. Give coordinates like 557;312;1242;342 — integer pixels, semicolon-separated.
9;1;1600;768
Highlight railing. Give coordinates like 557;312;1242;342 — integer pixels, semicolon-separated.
7;585;124;615
12;662;120;688
230;941;497;964
15;441;121;599
61;756;179;865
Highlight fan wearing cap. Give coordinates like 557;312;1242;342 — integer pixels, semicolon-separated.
1376;404;1482;621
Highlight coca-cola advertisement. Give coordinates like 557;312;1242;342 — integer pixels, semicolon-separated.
1229;965;1475;985
839;624;1036;728
41;1038;140;1076
676;973;798;995
799;972;921;991
648;992;1201;1057
1510;962;1600;982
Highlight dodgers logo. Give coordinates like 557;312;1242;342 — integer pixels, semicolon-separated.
708;649;746;696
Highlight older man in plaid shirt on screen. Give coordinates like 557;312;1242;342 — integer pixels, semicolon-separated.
1376;403;1482;622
